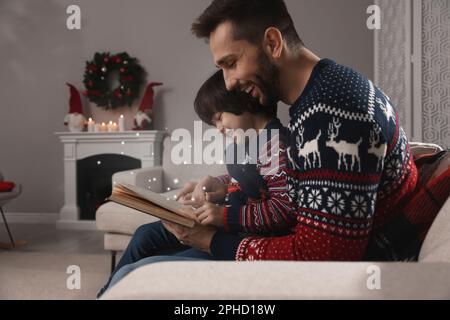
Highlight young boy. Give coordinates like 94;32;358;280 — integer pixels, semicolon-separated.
97;70;296;297
182;70;297;235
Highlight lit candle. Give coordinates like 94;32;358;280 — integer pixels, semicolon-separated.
108;121;114;132
87;118;95;132
118;114;125;132
112;122;118;132
101;122;107;132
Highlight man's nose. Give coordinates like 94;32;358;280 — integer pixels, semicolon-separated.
223;70;237;91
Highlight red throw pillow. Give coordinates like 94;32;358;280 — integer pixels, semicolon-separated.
0;181;15;192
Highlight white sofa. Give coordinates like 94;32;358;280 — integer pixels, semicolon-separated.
97;141;450;299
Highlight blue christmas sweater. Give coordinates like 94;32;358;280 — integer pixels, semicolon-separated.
211;58;419;261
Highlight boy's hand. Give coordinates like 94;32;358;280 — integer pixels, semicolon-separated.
194;201;225;228
176;181;197;203
194;176;227;204
179;206;200;223
177;176;227;207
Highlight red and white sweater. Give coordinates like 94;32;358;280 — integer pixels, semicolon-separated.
216;119;297;235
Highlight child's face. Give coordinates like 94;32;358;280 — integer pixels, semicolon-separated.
212;111;254;144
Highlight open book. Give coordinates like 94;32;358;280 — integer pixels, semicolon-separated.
108;183;197;228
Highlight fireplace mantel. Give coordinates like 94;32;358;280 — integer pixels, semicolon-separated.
55;131;165;229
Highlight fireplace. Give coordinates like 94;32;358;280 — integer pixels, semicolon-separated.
77;154;141;220
56;131;164;229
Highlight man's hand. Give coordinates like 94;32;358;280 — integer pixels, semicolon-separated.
195;201;225;228
161;220;217;254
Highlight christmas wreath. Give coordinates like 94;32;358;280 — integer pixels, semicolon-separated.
83;52;145;109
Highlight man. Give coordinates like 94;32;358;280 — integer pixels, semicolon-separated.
164;0;424;261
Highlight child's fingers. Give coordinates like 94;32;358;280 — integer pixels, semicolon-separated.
193;189;207;203
197;210;210;223
179;198;197;206
194;202;214;215
179;207;198;221
200;216;213;226
193;205;206;217
177;193;193;204
176;183;196;200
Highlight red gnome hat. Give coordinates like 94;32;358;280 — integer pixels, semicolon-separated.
139;82;163;112
66;83;83;114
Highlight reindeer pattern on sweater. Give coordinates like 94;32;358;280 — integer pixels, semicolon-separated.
233;59;418;261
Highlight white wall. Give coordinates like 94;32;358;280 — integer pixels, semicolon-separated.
0;0;374;213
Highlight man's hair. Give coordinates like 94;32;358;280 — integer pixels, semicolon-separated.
192;0;304;49
194;70;277;126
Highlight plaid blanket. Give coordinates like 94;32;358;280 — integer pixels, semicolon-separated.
364;150;450;261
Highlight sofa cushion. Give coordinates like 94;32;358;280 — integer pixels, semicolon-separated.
0;184;21;207
0;181;15;192
101;261;450;300
104;233;132;252
96;202;159;235
419;195;450;262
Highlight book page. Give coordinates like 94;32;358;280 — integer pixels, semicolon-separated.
115;183;193;218
108;193;195;228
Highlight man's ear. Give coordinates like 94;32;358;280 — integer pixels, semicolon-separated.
263;27;283;59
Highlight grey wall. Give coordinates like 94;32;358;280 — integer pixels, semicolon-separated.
0;0;373;214
375;0;450;149
422;0;450;149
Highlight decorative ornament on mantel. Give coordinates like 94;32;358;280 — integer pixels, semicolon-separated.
64;83;86;132
83;52;145;109
133;82;163;130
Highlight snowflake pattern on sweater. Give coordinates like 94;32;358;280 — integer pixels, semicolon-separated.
234;59;418;261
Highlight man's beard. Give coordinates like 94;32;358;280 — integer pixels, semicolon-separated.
253;49;281;106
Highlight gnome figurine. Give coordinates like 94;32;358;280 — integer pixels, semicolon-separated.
134;82;163;130
64;83;87;132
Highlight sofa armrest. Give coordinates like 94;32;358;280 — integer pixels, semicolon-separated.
101;261;450;300
420;195;450;263
112;167;164;193
410;142;443;158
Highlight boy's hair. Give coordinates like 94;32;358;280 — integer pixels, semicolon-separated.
192;0;304;50
194;70;277;126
